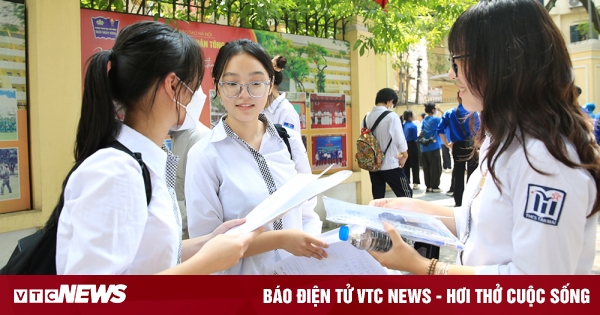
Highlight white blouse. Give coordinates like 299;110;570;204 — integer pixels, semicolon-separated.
56;124;180;274
185;115;322;274
263;93;301;133
454;136;598;274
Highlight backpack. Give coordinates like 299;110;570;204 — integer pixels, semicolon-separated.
0;141;152;275
274;123;292;159
355;111;393;172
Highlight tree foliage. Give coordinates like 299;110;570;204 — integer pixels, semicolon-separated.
81;0;473;56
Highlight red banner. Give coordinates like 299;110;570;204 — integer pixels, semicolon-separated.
80;9;256;126
1;276;597;314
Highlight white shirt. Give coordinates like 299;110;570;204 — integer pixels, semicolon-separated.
56;125;180;274
185;115;322;274
364;106;408;171
454;136;598;274
263;93;301;133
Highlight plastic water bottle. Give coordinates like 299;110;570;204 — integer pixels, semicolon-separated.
339;225;392;252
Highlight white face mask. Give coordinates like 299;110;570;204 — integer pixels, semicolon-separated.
170;81;207;131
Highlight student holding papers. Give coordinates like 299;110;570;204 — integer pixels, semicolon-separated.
186;39;327;274
368;0;599;275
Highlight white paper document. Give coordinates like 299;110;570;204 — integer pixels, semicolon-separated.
323;197;464;250
225;166;352;235
270;228;398;275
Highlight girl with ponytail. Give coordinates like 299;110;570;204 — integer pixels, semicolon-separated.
55;21;261;275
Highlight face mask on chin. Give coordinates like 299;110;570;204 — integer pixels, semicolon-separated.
170;86;207;131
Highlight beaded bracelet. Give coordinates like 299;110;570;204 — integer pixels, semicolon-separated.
427;258;438;275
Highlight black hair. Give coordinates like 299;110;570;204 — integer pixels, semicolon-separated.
45;21;204;231
449;0;600;215
273;55;287;86
424;102;436;114
375;88;398;106
212;39;275;105
420;112;426;119
403;110;414;122
77;21;203;162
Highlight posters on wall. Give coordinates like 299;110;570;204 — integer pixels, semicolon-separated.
311;134;347;171
80;9;352;174
0;89;17;141
0;0;30;212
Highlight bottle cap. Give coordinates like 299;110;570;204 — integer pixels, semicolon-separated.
339;225;349;241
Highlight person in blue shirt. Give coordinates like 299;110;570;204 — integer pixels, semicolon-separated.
420;102;443;193
585;103;596;119
438;94;480;206
402;110;420;190
595;115;600;145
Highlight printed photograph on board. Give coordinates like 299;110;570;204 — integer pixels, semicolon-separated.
310;93;346;129
0;147;19;201
311;134;347;171
286;92;307;130
0;89;17;141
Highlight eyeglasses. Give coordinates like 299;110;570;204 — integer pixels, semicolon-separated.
218;80;271;98
449;55;470;77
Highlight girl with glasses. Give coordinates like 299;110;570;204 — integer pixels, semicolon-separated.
55;22;261;275
369;0;600;275
186;39;328;274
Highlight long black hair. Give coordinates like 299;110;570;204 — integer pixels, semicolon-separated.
77;21;203;162
46;21;204;230
448;0;600;215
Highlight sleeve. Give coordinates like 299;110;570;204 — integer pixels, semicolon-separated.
280;100;301;133
289;130;322;235
437;114;449;135
390;115;408;152
185;141;225;237
475;148;592;275
59;150;147;274
409;125;418;142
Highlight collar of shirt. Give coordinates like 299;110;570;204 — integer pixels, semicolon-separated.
371;105;388;112
117;124;167;181
209;113;278;143
266;92;287;114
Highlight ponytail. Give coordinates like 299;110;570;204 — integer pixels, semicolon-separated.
75;50;120;162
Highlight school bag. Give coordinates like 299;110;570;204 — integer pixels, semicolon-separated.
0;141;152;275
355;111;393;172
274;123;292;159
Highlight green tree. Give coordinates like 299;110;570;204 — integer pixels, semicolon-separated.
80;0;473;56
255;30;311;91
300;43;330;93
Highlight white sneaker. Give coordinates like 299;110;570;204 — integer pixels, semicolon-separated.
431;188;442;193
413;184;420;190
446;191;454;196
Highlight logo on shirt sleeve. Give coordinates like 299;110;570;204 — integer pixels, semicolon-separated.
523;184;566;226
283;122;294;129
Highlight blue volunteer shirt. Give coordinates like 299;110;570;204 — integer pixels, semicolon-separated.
594;116;600;145
403;120;418;142
420;115;442;152
437;104;480;143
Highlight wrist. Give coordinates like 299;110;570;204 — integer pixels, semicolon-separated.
411;256;432;275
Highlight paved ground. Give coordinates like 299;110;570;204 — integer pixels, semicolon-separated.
382;168;600;274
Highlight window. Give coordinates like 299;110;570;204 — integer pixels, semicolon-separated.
570;23;598;43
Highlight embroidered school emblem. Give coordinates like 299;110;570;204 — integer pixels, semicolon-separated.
523;184;566;226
